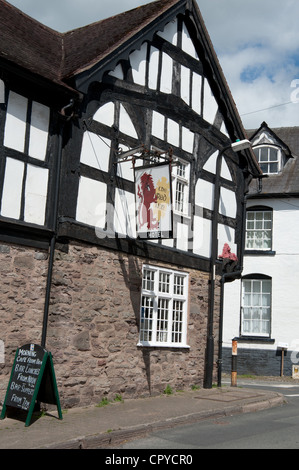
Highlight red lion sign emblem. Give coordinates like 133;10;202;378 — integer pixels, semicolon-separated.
137;172;159;230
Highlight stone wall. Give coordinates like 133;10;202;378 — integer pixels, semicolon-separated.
0;243;48;399
0;240;219;409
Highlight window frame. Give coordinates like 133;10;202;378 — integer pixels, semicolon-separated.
253;145;281;174
138;264;189;348
240;276;272;338
172;159;190;217
245;207;273;251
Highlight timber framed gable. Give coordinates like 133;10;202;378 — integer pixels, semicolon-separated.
57;0;258;273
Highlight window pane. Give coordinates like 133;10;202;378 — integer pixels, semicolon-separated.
259;147;268;162
143;269;155;291
140;296;153;342
172;300;183;343
174;275;184;295
159;272;170;293
241;279;271;335
177;162;186;178
157;298;169;342
243;280;251;293
252;281;261;293
269;148;278;161
270;163;278;173
175;181;185;212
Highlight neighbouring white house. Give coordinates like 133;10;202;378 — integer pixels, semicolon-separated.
222;122;299;377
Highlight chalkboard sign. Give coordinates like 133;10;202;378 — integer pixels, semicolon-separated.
1;344;62;426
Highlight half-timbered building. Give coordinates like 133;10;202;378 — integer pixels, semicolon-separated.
0;0;260;407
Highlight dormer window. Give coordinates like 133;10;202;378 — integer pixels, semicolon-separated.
253;146;281;174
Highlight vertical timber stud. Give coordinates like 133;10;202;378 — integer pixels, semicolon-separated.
231;339;237;387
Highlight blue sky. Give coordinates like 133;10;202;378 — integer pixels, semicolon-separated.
7;0;299;130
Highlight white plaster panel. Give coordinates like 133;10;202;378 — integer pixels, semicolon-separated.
220;121;229;137
182;127;194;153
161;238;174;248
220;187;237;218
157;19;178;45
76;177;107;228
108;63;124;80
114;188;136;238
117;159;134;181
167;118;179;148
130;43;147;86
203;151;232;180
217;224;237;258
181;65;190;105
176;222;189;251
93;102;115;127
182;23;198;59
192;73;202;115
4;91;27;153
203;151;217;174
28;101;49;161
1;157;24;219
152;111;165;140
160;53;173;94
195;178;214;210
148;46;160;90
80;132;110;172
203;78;218;125
24;164;49;225
119;104;138;139
221;160;232;181
193;216;211;258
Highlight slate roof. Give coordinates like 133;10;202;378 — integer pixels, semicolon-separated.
0;0;180;88
0;0;260;175
247;124;299;197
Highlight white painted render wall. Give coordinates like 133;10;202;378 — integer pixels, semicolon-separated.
223;197;299;353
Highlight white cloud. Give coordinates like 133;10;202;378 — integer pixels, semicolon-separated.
7;0;299;129
7;0;152;31
199;0;299;129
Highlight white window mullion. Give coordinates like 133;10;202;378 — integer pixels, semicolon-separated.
167;274;174;344
152;269;159;343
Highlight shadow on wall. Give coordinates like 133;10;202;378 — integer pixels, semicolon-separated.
117;249;153;393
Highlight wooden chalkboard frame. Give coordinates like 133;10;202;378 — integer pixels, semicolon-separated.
0;344;62;427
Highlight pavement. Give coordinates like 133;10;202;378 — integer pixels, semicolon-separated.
0;377;286;449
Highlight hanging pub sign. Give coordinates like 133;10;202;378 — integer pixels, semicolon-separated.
0;343;62;427
135;162;173;239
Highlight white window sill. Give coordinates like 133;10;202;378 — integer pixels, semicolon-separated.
137;342;190;349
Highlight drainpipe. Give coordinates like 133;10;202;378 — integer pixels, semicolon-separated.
217;182;248;387
41;100;74;349
204;145;231;389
